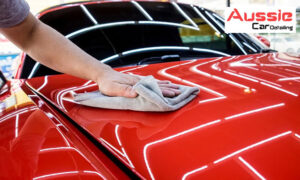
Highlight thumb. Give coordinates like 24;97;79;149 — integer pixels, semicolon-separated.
117;84;138;98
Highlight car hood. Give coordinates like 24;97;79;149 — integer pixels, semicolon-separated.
25;53;300;179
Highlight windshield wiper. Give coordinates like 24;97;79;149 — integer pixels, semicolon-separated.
138;54;180;65
260;49;277;53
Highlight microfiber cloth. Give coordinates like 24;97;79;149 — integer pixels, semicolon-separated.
73;76;200;112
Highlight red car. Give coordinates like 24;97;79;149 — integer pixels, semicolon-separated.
1;1;300;179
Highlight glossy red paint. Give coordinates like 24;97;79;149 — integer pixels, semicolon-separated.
25;53;300;179
0;81;131;179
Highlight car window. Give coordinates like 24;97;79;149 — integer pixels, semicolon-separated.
21;2;244;78
39;6;94;35
85;2;147;23
69;3;241;67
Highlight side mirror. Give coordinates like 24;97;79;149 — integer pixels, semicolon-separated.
256;35;271;48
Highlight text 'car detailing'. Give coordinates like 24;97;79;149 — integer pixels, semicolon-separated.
225;7;296;33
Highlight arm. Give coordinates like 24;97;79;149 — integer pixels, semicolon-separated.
0;13;180;97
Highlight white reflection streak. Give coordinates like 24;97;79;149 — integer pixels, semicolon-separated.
192;48;230;57
56;126;71;147
101;54;119;63
83;170;107;180
191;65;249;89
115;125;135;168
238;157;266;180
83;80;92;86
182;165;208;180
225;103;285;120
37;76;48;91
198;96;226;104
15;114;19;138
213;131;291;164
295;133;300;139
123;46;189;56
229;34;247;55
242;42;257;52
229;58;256;67
40;147;92;165
33;171;79;180
131;1;153;20
211;63;220;71
56;83;97;111
100;138;124;157
28;62;40;78
257;53;268;59
238;72;282;87
159;59;225;97
115;125;122;146
261;64;290;67
278;77;300;81
172;2;198;29
273;53;300;67
261;69;286;78
260;82;298;97
120;65;147;73
143;120;221;180
122;147;135;168
140;21;199;30
0;106;37;123
62;97;79;104
205;11;224;31
66;21;136;39
40;147;73;152
192;5;220;34
221;56;237;62
285;68;300;75
80;5;98;25
245;66;259;71
33;170;106;180
223;70;259;83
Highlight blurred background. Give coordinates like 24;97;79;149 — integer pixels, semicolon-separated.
0;0;299;79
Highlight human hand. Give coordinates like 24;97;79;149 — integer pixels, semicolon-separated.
96;68;181;98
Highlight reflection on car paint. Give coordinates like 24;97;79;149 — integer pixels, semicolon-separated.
144;119;221;180
24;53;300;179
238;156;266;180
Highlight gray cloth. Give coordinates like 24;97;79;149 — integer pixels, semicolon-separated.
74;76;200;112
0;0;30;28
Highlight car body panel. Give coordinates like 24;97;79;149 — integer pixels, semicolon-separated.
25;52;300;179
0;80;131;179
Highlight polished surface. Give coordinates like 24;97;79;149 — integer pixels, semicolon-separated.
0;80;130;179
26;52;300;179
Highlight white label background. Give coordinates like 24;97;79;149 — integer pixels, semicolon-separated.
225;7;296;33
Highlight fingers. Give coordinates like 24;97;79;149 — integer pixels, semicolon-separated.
157;80;171;84
157;80;181;97
119;84;138;98
161;87;181;97
158;83;180;89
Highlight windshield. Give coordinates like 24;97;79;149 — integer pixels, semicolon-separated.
67;2;242;67
21;1;263;78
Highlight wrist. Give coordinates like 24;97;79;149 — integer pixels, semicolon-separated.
93;63;112;83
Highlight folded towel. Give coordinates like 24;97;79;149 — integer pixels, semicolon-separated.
74;76;200;112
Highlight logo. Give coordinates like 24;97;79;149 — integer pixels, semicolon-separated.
225;7;296;33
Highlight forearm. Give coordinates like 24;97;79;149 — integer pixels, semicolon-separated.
0;13;180;98
1;13;111;81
